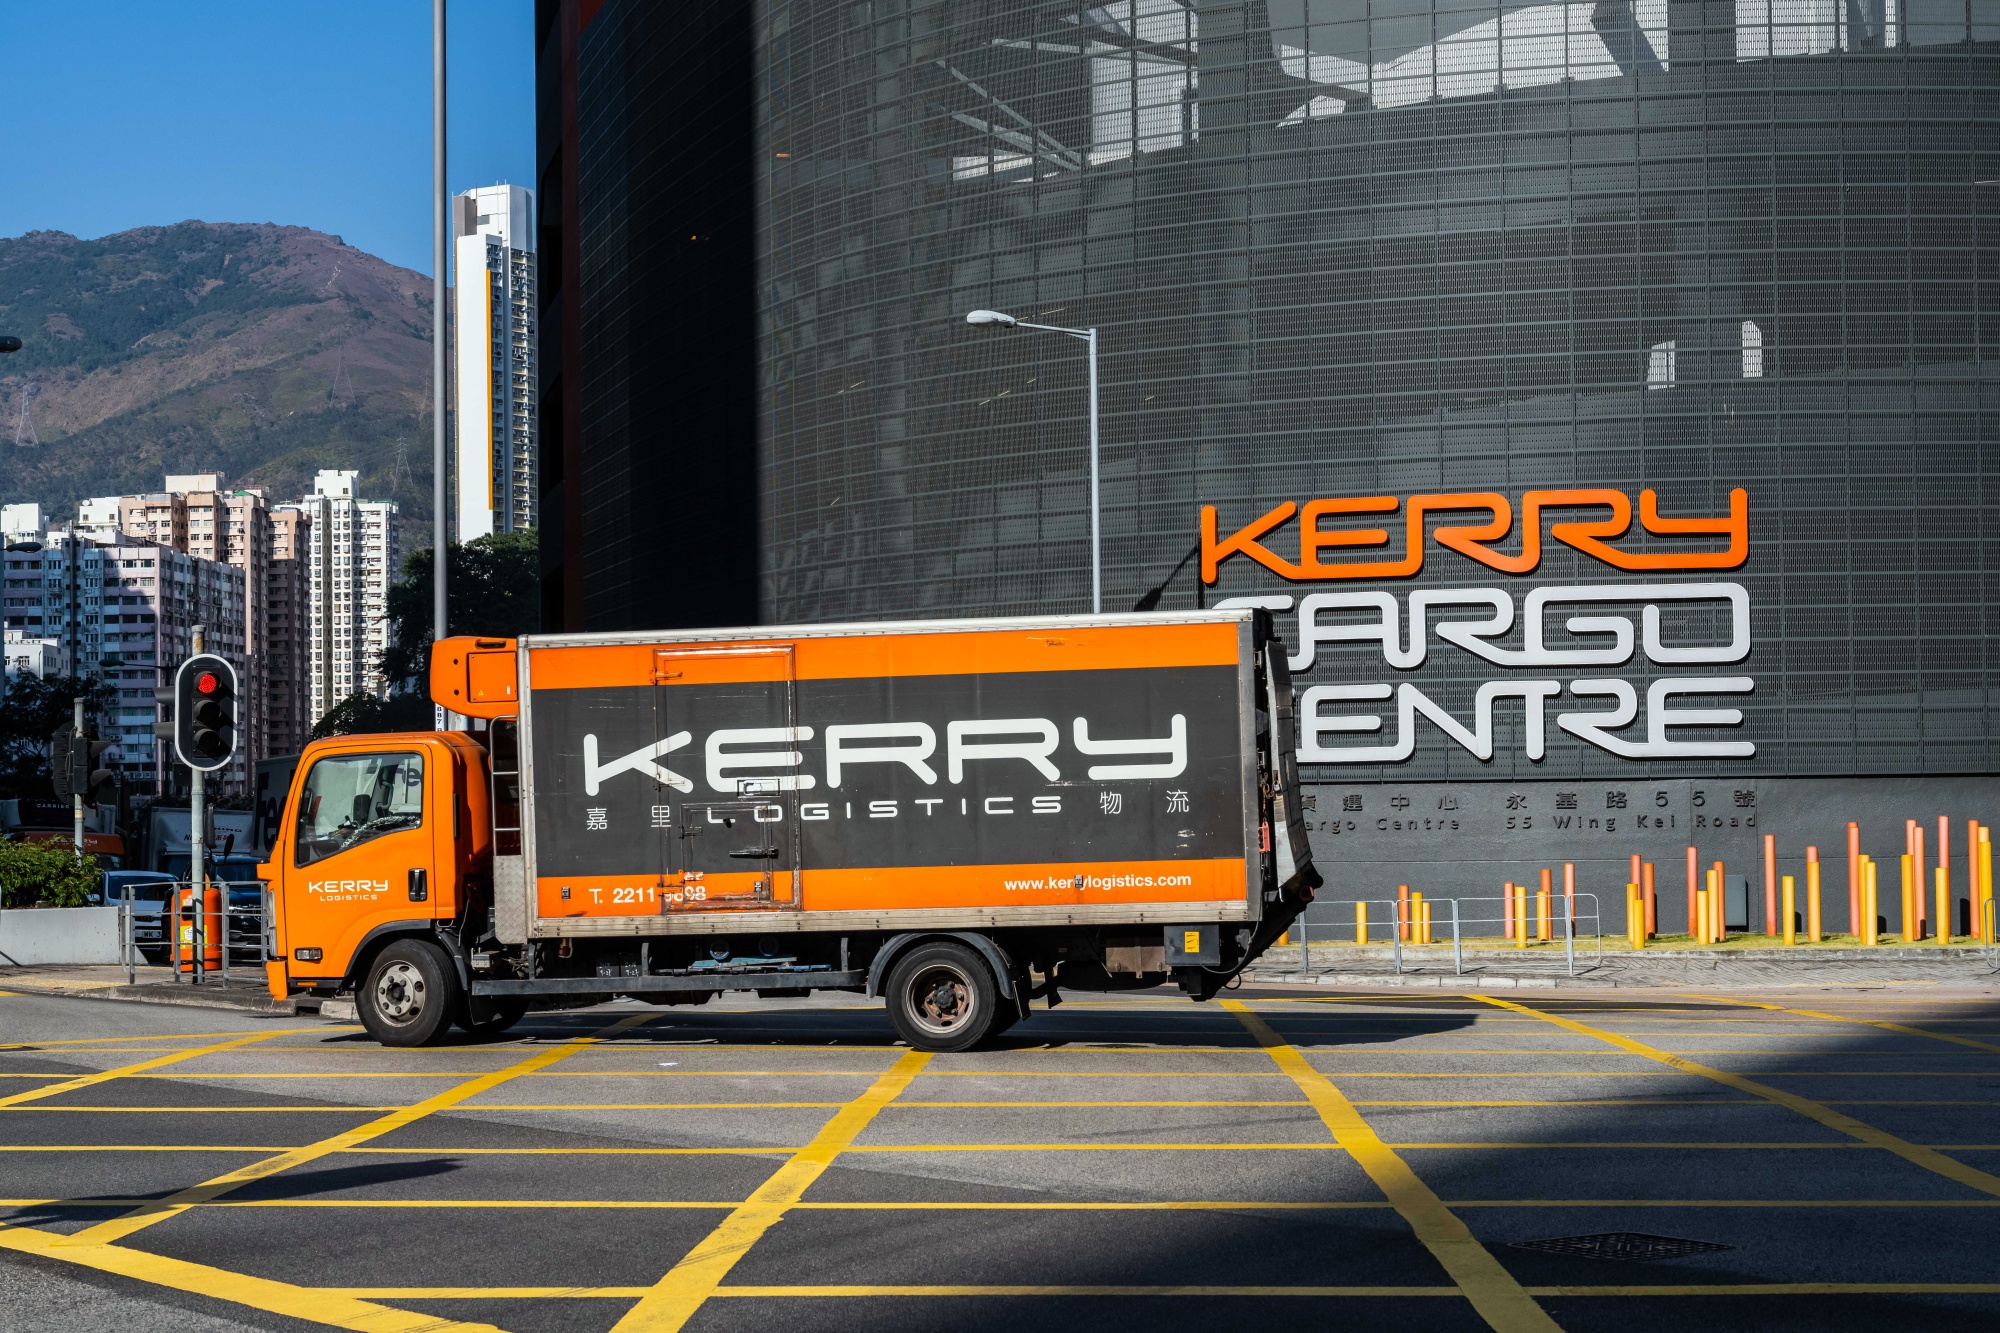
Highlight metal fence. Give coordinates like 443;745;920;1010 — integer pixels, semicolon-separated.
119;882;271;986
1293;893;1605;978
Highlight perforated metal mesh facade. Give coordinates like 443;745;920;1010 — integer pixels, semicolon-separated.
750;1;1998;780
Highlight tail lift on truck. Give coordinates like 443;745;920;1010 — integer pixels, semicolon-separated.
261;611;1320;1050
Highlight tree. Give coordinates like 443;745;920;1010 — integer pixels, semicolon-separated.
380;532;540;693
308;691;436;742
0;674;115;801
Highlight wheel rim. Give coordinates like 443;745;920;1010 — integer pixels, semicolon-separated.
373;960;428;1026
905;964;976;1037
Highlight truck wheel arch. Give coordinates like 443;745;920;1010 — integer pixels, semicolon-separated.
865;931;1016;1002
341;923;450;992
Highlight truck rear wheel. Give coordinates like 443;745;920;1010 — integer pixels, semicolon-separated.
884;941;1000;1053
358;939;460;1047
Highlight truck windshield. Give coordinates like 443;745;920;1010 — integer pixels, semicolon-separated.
294;751;424;867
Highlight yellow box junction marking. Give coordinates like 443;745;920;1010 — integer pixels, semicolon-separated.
1220;1000;1561;1333
609;1049;931;1333
63;1011;657;1247
1472;995;2000;1199
0;1221;505;1332
1678;993;2000;1054
0;1029;306;1108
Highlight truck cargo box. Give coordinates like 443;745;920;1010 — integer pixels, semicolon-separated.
499;613;1269;938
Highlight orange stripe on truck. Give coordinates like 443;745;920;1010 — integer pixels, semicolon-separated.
526;621;1243;691
535;858;1248;918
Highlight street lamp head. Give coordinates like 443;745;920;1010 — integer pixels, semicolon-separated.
965;310;1017;328
0;336;22;353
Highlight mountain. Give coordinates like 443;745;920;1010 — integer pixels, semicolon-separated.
0;221;435;539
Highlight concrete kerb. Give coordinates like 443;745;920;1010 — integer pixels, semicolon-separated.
1;966;302;1016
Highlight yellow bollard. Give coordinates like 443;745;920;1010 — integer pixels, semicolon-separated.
1627;882;1643;950
1901;853;1915;943
1421;898;1433;946
1782;875;1796;946
1411;892;1423;945
1696;888;1710;945
1355;900;1368;945
1516;882;1529;949
1536;884;1551;941
1856;856;1872;940
1936;866;1950;946
1807;851;1822;943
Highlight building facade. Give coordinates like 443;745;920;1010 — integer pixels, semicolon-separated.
545;1;2000;926
290;470;398;727
1;531;247;796
454;183;539;542
265;506;312;755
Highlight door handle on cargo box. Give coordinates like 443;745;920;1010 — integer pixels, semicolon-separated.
727;847;779;859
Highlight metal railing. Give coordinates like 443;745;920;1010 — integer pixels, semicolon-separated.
121;881;271;986
1290;893;1604;977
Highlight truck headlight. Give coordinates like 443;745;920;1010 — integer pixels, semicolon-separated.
293;948;322;963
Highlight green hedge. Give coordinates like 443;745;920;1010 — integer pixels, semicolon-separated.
0;839;103;908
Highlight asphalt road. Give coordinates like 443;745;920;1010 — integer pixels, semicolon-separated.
3;981;1998;1333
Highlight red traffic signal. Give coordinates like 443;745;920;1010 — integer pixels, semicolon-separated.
174;654;238;772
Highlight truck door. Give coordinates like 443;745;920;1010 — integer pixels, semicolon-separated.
654;646;801;912
282;744;438;978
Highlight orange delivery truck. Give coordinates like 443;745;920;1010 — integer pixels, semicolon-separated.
261;610;1319;1050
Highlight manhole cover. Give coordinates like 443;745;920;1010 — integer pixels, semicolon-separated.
1509;1232;1734;1262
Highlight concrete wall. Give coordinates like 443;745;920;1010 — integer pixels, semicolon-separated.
1301;774;2000;937
0;906;123;966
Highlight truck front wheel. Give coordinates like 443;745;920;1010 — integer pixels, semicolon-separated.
884;941;1000;1053
358;940;460;1047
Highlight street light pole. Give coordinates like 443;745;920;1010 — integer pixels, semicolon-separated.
432;0;449;673
965;311;1101;614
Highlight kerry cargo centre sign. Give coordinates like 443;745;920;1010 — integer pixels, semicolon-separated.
1201;487;1754;765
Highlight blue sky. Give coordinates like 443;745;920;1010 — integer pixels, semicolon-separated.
0;1;532;276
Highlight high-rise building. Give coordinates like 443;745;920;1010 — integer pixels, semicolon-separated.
265;507;312;755
1;528;246;796
541;1;2000;911
290;470;398;727
453;183;538;542
87;473;272;763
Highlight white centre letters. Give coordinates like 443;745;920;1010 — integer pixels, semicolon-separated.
1220;582;1755;764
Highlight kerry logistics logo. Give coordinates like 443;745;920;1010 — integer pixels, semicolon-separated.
1200;488;1754;765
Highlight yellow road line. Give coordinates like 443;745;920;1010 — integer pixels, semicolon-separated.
609;1049;930;1333
1679;993;2000;1054
0;1027;329;1051
13;1195;2000;1213
0;1221;504;1331
1222;999;1559;1333
0;1029;304;1108
63;1011;658;1246
3;1106;399;1113
1473;995;2000;1200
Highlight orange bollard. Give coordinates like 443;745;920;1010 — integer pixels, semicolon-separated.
1643;861;1657;937
1630;853;1641;899
1763;833;1777;936
1806;846;1822;942
1913;822;1927;935
1981;826;1994;944
1563;863;1576;940
1939;816;1951;937
1398;884;1411;942
1848;822;1862;938
1686;846;1698;940
1712;860;1727;941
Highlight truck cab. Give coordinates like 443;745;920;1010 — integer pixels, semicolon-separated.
263;729;493;1041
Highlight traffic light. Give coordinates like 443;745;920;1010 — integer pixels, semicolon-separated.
52;725;117;801
174;654;238;771
51;725;75;798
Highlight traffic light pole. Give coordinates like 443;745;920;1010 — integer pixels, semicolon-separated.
71;697;84;863
189;625;205;985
